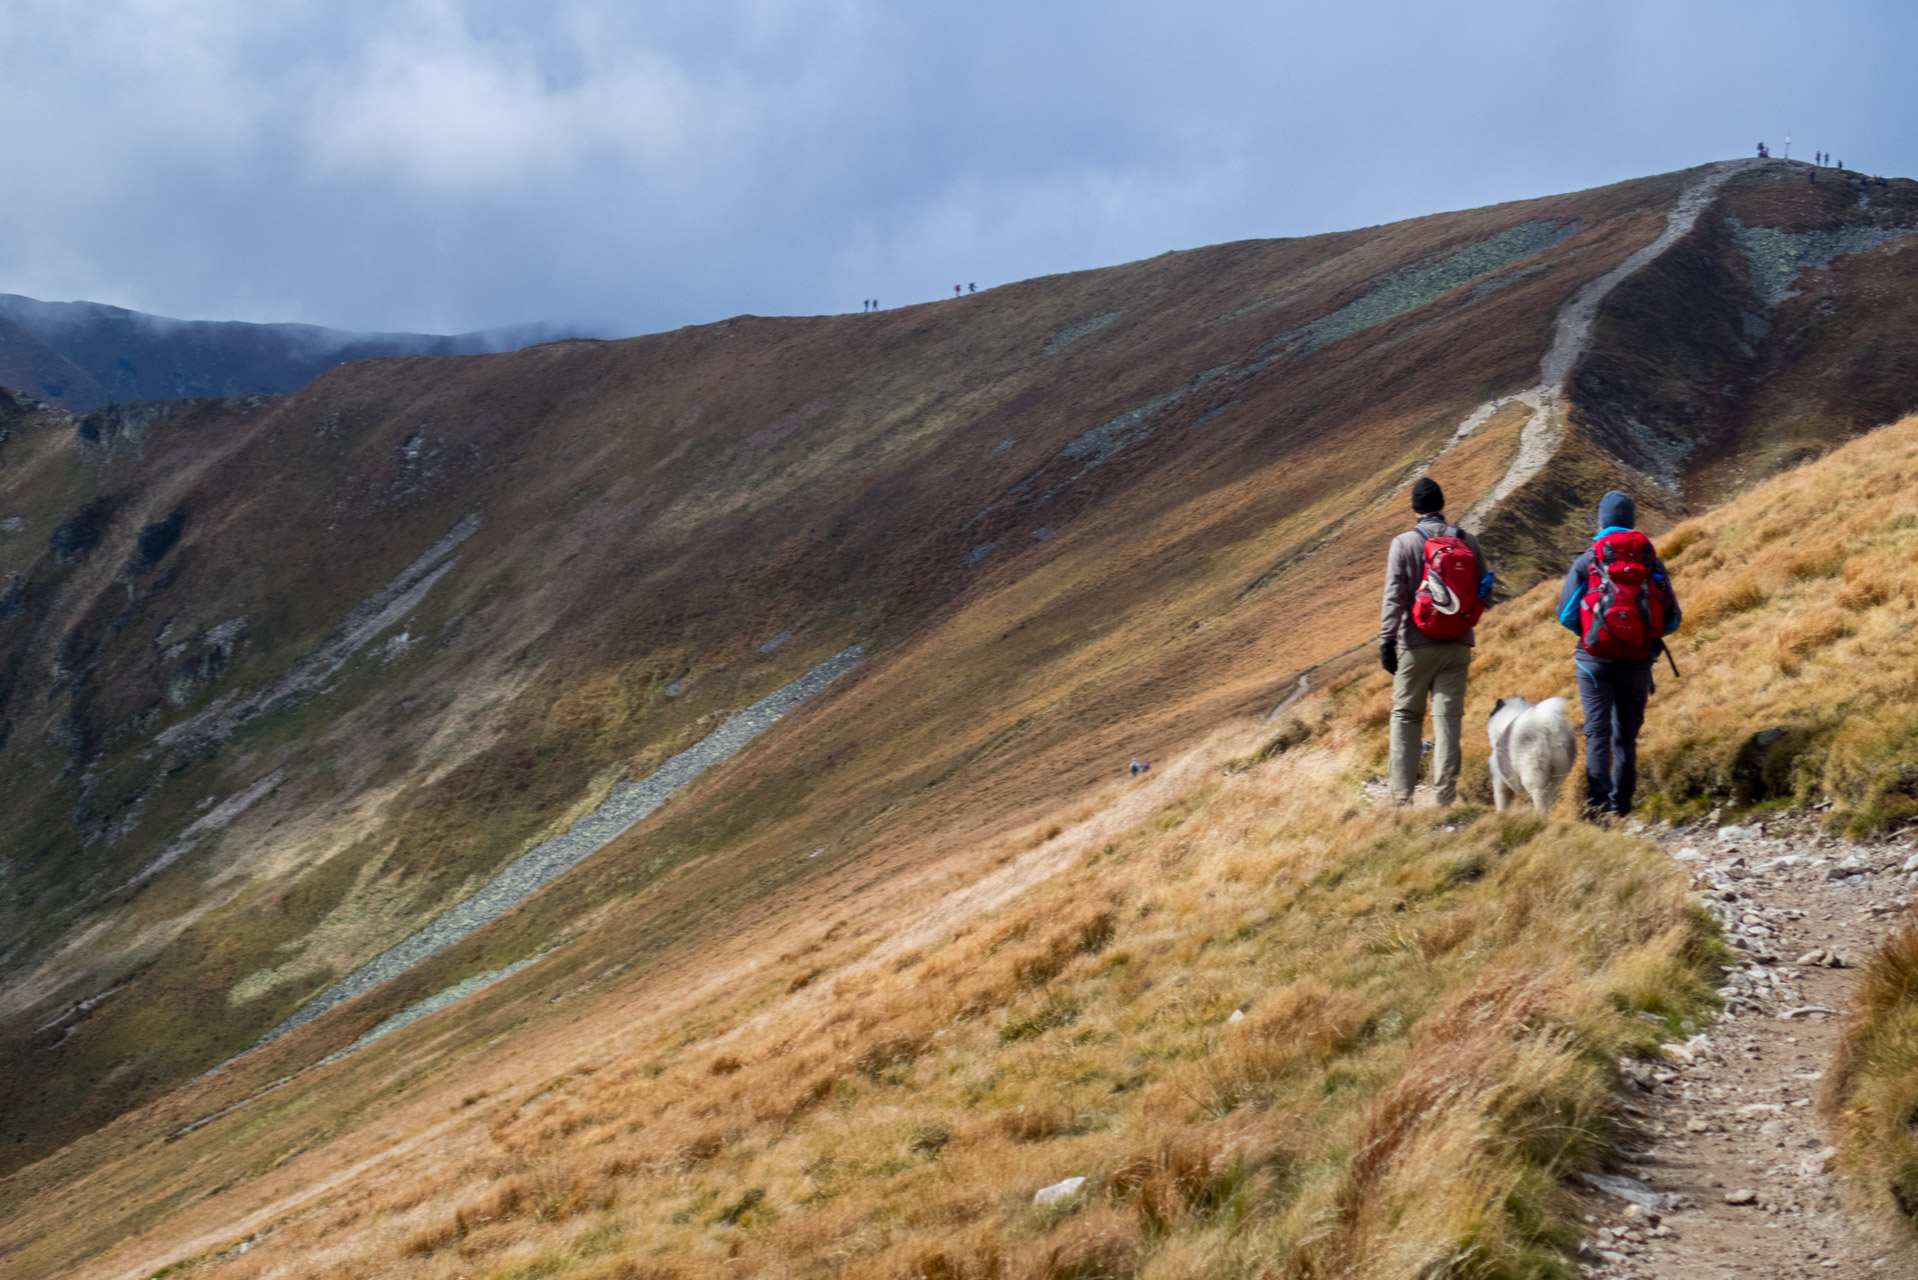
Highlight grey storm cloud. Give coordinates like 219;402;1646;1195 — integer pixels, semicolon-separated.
0;0;1911;337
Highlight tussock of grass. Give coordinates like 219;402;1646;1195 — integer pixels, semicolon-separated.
184;719;1711;1280
1828;927;1918;1244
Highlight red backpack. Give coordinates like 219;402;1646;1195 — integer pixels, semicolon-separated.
1580;530;1668;660
1409;527;1484;642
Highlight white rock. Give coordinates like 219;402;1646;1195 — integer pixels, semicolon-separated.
1719;824;1756;842
1800;1146;1838;1177
1675;846;1703;861
1577;1172;1674;1209
1227;1009;1246;1025
1033;1176;1087;1205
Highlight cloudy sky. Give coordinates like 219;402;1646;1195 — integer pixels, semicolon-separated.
1;0;1910;337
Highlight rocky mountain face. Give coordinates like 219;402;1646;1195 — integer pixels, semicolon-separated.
0;293;573;412
0;158;1915;1215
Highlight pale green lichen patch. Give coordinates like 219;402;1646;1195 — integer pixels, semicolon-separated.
1285;219;1580;356
1725;216;1914;307
1041;310;1122;358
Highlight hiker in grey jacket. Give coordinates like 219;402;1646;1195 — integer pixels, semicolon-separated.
1379;477;1492;806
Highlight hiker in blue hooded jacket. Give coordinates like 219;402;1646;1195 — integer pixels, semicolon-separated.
1557;490;1682;819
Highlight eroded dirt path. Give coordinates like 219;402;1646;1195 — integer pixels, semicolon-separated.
1449;159;1762;527
1579;815;1916;1279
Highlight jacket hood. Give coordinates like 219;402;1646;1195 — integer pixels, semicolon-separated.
1597;490;1636;531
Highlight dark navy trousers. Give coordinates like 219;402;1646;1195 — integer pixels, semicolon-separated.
1576;659;1655;816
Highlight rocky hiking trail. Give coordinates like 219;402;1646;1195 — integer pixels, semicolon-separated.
1578;815;1918;1280
1444;159;1759;527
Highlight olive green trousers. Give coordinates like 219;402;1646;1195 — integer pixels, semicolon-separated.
1389;641;1471;805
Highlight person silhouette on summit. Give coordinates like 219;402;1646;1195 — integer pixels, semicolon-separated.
1556;490;1682;821
1379;477;1494;807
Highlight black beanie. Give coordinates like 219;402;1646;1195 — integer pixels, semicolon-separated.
1597;489;1636;530
1411;477;1445;514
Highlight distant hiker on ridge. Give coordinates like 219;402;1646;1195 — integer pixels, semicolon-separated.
1379;477;1494;807
1556;490;1682;821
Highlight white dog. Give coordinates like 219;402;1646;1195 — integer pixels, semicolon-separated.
1487;696;1577;812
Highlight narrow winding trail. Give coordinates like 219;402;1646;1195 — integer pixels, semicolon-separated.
1578;817;1916;1280
1411;158;1762;528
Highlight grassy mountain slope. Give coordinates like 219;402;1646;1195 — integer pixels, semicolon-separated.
44;405;1911;1280
2;163;1917;1275
0;171;1673;1172
31;403;1918;1280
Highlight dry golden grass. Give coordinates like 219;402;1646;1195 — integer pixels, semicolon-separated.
1829;925;1918;1249
156;706;1713;1280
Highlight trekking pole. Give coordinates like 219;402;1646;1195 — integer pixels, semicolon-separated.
1658;640;1681;679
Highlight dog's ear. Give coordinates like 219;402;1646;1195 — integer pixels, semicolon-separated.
1490;697;1505;716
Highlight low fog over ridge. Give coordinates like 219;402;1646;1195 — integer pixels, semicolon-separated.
0;292;589;412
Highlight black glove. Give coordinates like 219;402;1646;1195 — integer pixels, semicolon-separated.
1379;640;1398;675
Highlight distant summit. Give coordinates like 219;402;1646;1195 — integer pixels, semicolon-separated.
0;293;584;412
